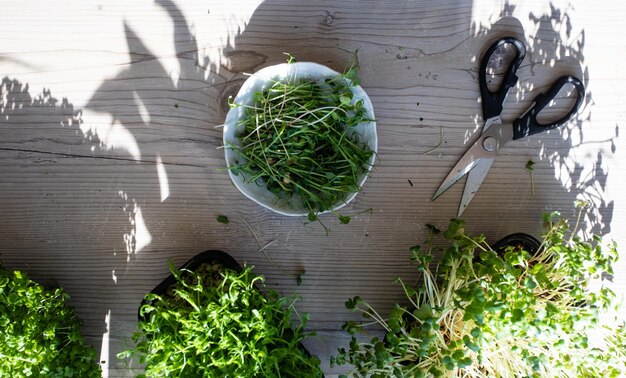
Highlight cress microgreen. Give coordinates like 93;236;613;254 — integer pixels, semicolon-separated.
227;58;374;227
119;262;323;377
332;207;626;377
0;261;102;377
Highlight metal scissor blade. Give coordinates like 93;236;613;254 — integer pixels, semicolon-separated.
432;123;513;204
432;123;507;201
432;158;479;200
432;115;502;201
458;158;494;217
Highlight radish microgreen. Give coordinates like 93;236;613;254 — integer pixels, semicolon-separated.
333;207;626;377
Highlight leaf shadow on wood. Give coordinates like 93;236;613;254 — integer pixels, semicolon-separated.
464;2;615;240
0;1;617;376
0;0;239;374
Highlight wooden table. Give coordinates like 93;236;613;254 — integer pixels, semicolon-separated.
2;0;624;376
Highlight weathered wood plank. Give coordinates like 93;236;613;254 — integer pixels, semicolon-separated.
1;0;625;376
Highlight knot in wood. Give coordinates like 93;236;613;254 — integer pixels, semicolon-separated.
219;79;245;115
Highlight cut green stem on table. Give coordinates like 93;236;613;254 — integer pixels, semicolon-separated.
332;207;373;225
424;126;444;155
227;65;374;226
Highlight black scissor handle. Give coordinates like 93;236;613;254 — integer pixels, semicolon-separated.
479;37;526;120
512;75;585;140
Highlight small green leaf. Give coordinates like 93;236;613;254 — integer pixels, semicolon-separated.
464;337;480;352
525;160;535;171
452;349;466;360
574;199;590;209
388;305;405;333
216;215;229;224
457;357;473;369
443;219;465;240
426;223;441;234
345;296;363;310
414;303;433;320
442;355;455;370
524;276;537;289
410;245;422;262
338;215;351;224
283;52;297;63
341;321;361;335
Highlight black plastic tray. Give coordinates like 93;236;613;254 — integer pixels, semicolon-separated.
136;250;320;374
491;233;541;255
138;250;242;322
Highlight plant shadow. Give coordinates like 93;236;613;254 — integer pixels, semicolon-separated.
0;0;617;376
463;2;615;239
0;0;238;374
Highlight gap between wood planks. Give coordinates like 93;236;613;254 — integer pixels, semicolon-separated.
0;147;206;168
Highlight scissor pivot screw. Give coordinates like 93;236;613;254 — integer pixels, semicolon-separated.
482;136;498;152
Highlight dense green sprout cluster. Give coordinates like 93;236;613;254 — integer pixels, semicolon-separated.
229;67;374;221
0;263;101;377
120;263;323;378
333;211;626;378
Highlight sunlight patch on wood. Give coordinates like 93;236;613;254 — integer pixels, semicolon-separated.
80;110;142;160
99;309;111;378
132;90;151;125
156;155;170;202
119;191;153;259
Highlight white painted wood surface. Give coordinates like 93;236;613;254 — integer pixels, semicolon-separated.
1;0;625;376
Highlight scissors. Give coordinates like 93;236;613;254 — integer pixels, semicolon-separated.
432;37;585;216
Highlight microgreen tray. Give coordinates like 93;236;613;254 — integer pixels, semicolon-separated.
138;250;241;322
491;233;541;255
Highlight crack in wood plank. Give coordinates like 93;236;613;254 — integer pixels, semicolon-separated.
0;147;207;168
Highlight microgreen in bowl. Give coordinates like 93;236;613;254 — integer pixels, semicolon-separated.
119;261;323;377
0;262;102;377
332;208;626;377
223;61;377;223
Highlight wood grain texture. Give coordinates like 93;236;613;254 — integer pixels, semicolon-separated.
1;0;625;376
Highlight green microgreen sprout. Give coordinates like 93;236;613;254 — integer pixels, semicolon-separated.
216;214;229;224
332;207;626;377
571;199;590;242
227;59;374;230
284;52;297;64
119;263;322;377
526;160;535;196
0;262;102;377
332;207;373;225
